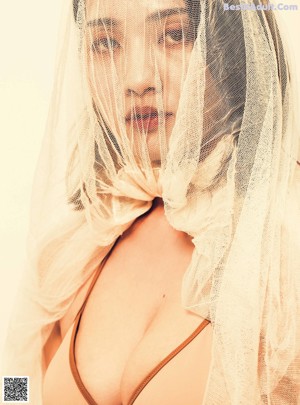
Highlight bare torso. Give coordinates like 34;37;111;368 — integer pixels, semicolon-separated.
43;199;212;404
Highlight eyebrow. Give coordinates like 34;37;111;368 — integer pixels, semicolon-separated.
87;17;118;28
147;7;188;22
86;8;188;28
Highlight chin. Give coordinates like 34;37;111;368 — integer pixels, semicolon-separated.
125;118;175;166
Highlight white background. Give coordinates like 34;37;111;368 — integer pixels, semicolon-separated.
0;1;299;368
0;0;63;365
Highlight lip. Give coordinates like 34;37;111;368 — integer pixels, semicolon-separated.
125;107;173;133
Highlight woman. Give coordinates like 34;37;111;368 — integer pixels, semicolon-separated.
2;0;300;404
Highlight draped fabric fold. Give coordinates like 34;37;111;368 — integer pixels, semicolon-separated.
2;1;300;403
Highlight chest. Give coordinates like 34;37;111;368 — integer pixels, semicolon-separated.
44;214;212;404
77;238;210;404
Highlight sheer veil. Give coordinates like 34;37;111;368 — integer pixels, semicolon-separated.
2;0;300;403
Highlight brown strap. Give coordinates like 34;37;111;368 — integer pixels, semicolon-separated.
69;241;117;405
127;318;211;405
69;312;98;405
69;238;211;405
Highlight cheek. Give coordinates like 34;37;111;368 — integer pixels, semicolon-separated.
162;46;193;110
88;60;118;119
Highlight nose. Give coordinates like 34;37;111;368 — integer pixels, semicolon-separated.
124;38;158;97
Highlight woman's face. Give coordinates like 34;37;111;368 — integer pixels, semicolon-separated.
85;0;195;162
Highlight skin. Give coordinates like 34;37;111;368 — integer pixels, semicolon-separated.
43;3;213;403
44;2;199;371
44;199;212;405
85;0;196;162
43;2;292;403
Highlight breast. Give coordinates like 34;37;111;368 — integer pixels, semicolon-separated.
43;325;90;405
120;297;212;405
43;205;213;404
124;320;212;405
43;308;212;405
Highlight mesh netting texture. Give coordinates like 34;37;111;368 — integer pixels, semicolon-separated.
2;0;300;403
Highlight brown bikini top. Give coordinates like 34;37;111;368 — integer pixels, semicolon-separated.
69;244;210;405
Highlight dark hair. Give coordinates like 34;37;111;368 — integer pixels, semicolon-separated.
69;0;289;207
73;0;78;19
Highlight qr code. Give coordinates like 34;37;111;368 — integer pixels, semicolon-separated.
2;377;29;403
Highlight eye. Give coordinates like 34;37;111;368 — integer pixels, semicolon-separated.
158;27;191;48
91;37;120;53
164;29;184;45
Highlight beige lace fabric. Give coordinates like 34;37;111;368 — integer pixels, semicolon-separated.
2;0;300;403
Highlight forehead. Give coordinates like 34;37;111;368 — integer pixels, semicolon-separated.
86;0;188;21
